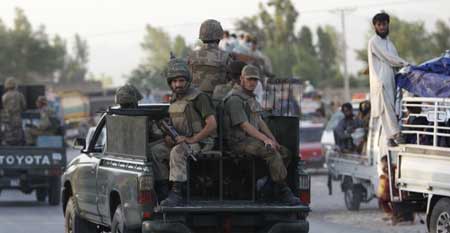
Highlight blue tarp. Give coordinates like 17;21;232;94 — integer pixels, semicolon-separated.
396;55;450;97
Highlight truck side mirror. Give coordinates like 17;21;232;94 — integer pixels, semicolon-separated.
73;137;86;150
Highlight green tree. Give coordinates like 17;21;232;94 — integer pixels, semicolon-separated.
127;25;191;90
292;26;320;84
58;34;89;83
0;8;78;84
431;19;450;55
316;26;341;87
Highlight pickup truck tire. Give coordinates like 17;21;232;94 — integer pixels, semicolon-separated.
345;185;362;211
36;188;47;202
65;197;98;233
48;176;61;205
429;198;450;233
111;206;137;233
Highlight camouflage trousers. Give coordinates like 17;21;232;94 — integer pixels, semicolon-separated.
1;118;24;146
232;137;291;183
150;142;203;182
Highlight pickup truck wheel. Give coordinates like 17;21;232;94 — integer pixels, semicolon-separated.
36;188;47;202
65;197;98;233
111;206;136;233
345;185;362;211
48;177;61;206
430;198;450;233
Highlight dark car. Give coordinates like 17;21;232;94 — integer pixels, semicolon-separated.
62;104;311;233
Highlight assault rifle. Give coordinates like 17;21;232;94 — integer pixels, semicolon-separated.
159;119;197;162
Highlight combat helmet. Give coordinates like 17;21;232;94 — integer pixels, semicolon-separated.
115;84;142;106
166;58;191;87
199;19;223;42
4;77;17;90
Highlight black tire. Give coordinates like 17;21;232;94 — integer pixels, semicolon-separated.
48;176;61;206
429;198;450;233
111;205;137;233
36;188;47;202
64;197;98;233
344;185;362;211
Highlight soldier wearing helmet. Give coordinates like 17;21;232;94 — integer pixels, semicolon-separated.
115;84;143;108
25;96;60;145
187;19;233;95
150;58;217;206
212;60;246;105
1;77;26;145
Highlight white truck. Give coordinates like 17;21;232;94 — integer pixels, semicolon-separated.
389;96;450;233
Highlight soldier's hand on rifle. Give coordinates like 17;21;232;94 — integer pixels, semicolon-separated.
164;135;175;147
176;136;196;144
264;138;278;151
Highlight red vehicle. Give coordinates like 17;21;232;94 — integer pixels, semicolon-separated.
299;122;325;168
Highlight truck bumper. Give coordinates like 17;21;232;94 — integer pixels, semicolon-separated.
142;220;309;233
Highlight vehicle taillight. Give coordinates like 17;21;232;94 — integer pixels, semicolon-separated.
298;164;311;205
138;175;154;219
138;175;154;204
299;190;310;204
49;167;62;176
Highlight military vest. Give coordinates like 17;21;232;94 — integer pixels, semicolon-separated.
1;90;25;127
168;88;204;138
188;44;230;94
224;86;262;143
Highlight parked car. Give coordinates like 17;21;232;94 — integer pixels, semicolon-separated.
299;121;325;168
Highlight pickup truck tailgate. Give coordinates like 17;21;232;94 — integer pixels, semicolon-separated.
0;147;66;169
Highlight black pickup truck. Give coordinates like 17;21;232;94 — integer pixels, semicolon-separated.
0;85;66;205
62;104;310;233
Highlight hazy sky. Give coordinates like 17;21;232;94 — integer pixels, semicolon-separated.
2;0;449;86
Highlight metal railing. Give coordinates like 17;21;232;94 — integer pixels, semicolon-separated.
400;97;450;148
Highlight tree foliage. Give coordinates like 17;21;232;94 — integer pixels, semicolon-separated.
127;25;191;90
0;8;89;84
234;0;342;86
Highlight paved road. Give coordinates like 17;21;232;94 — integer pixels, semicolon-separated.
0;149;427;233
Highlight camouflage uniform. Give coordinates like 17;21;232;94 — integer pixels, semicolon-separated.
188;19;233;95
25;97;58;145
151;58;216;182
1;78;26;145
151;87;215;182
223;66;291;183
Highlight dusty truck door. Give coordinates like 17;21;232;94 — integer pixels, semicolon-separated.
76;116;106;222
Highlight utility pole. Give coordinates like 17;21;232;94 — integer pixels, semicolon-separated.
330;7;356;102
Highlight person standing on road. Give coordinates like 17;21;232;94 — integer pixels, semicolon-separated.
1;77;26;146
188;19;233;96
223;64;300;205
368;12;409;146
151;58;217;207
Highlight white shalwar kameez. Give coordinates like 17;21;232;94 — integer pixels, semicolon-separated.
368;34;408;140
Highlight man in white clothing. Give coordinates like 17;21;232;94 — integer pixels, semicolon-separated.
368;12;409;146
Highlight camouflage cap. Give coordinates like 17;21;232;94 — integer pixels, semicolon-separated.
166;58;191;85
115;84;142;105
199;19;223;41
241;64;260;80
4;77;17;89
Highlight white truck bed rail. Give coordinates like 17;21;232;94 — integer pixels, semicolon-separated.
401;96;450;148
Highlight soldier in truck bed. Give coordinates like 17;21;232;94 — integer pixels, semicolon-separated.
24;96;60;145
223;64;301;205
188;19;233;96
150;58;217;207
1;77;26;146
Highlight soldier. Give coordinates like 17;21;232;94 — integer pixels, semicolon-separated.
25;96;59;145
188;19;233;95
114;84;143;108
1;77;26;146
212;60;246;104
150;58;217;207
223;64;300;205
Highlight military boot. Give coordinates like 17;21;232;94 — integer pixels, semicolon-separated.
155;180;169;202
160;182;185;207
274;182;301;206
